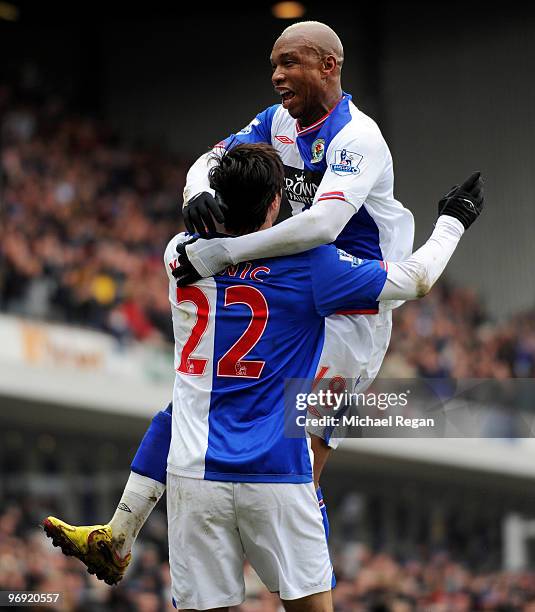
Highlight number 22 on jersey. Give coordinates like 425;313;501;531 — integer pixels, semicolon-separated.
176;285;269;379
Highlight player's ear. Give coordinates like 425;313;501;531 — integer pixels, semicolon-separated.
274;191;282;211
268;192;282;224
322;54;337;76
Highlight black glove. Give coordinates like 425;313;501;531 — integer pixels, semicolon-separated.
172;237;202;286
438;171;484;230
183;191;227;237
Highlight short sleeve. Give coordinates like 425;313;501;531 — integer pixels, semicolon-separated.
309;245;388;317
217;105;279;150
315;122;388;213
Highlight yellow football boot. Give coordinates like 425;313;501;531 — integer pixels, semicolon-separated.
42;516;131;585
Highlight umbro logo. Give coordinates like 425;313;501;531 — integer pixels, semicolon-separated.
275;135;294;144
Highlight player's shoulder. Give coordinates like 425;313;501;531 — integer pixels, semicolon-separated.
305;244;342;273
263;102;283;115
307;243;375;270
263;249;311;271
231;105;282;141
270;104;295;133
256;103;284;125
307;243;342;262
347;100;383;136
252;104;297;143
164;232;192;267
243;250;312;282
330;100;387;151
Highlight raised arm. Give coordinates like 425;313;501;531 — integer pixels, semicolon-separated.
308;172;484;318
379;172;484;301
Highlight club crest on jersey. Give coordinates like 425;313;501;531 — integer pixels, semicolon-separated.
237;118;260;136
311;138;325;163
331;149;363;175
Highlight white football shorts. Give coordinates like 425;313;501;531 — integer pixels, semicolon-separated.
167;474;332;610
307;310;393;448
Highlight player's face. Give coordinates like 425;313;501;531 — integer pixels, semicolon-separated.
270;41;326;121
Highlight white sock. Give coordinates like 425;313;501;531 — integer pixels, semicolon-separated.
109;472;166;557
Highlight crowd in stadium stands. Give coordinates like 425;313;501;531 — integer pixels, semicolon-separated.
385;285;535;380
0;86;185;345
2;501;535;612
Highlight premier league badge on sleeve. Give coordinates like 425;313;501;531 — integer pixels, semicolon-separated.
331;149;363;175
311;138;325;164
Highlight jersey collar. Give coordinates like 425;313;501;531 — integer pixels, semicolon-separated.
295;93;347;137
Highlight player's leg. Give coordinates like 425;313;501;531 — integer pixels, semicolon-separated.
167;474;246;611
43;402;172;583
308;312;390;481
315;484;336;588
307;313;390;556
306;315;373;483
237;482;333;609
281;591;333;612
325;310;392;450
110;402;172;554
311;435;331;489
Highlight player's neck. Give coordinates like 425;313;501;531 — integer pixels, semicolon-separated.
298;87;343;129
257;220;273;232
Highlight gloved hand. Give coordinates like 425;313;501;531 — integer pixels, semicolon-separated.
183;192;227;237
438;171;484;230
172;238;201;286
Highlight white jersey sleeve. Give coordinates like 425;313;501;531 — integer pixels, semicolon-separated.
185;199;355;277
379;216;465;300
315;117;389;213
182;151;220;205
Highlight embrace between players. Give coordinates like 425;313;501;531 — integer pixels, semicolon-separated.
43;21;484;612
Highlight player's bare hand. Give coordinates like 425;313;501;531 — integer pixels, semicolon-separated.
438;171;484;230
172;238;202;286
183;191;227;237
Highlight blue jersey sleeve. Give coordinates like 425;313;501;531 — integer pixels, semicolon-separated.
309;245;388;316
218;105;279;149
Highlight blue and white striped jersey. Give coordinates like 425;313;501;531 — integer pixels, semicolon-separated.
165;235;387;484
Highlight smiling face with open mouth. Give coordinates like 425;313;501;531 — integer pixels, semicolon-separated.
270;37;333;127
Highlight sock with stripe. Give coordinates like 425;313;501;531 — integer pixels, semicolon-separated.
109;404;172;556
109;472;165;557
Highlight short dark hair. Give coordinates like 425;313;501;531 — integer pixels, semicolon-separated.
208;143;285;235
